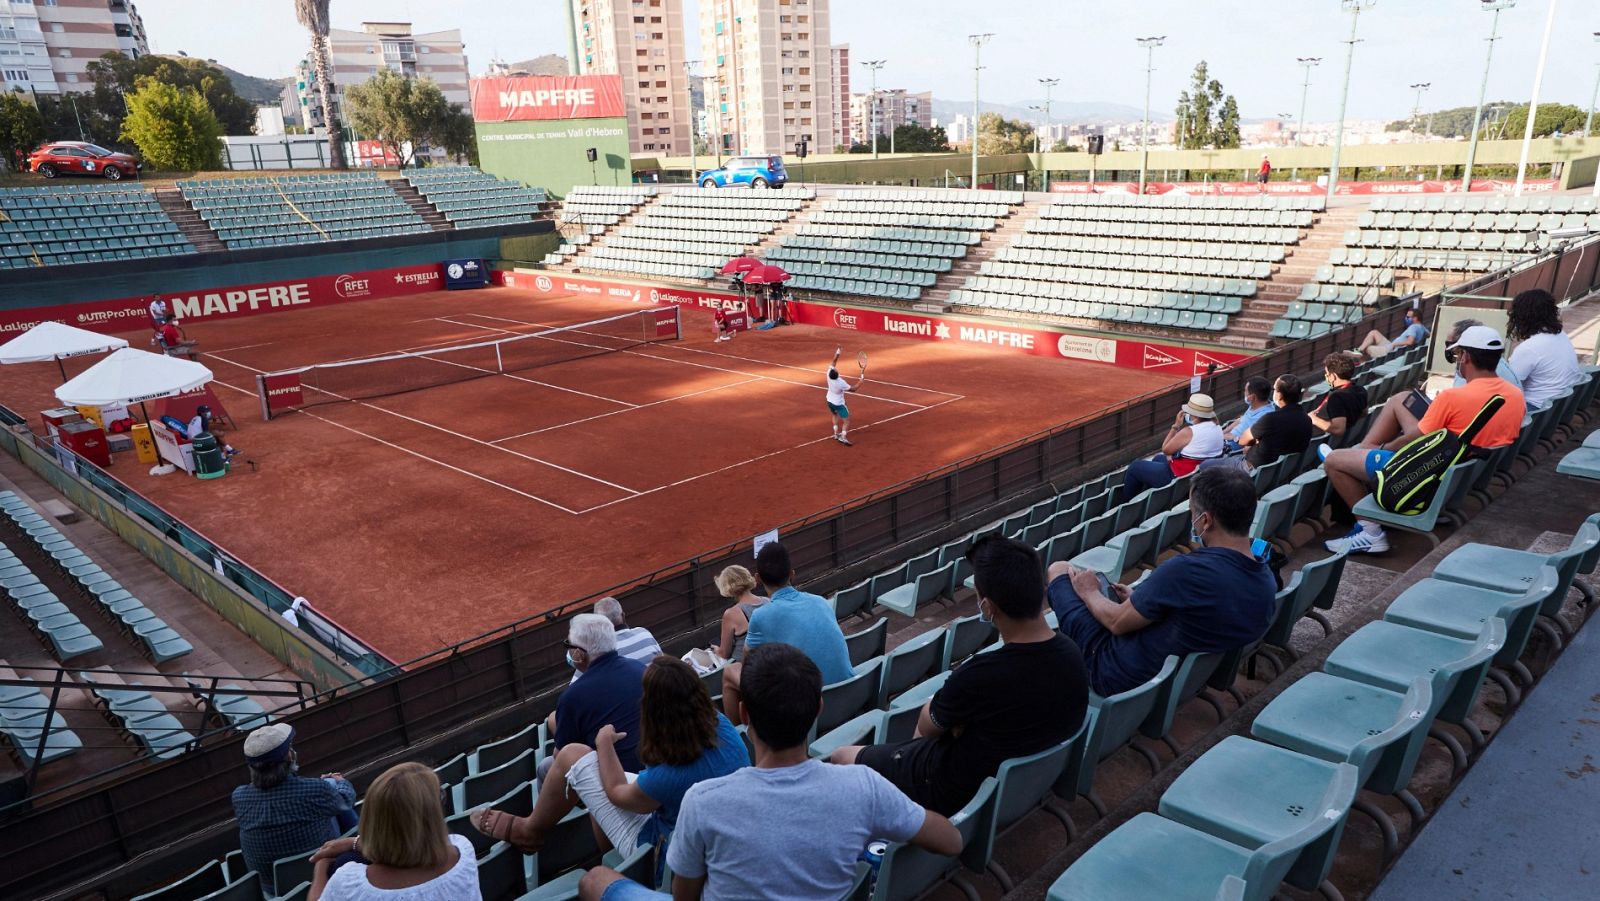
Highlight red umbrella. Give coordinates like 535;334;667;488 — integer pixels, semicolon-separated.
719;256;762;275
742;264;791;285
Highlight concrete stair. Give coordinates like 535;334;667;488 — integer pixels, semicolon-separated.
922;199;1039;308
387;180;452;231
154;189;224;254
1227;206;1365;347
559;195;664;273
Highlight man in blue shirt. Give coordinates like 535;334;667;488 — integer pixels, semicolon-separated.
553;613;647;771
1354;307;1428;359
1221;376;1275;456
1047;466;1276;697
231;724;357;894
721;541;853;725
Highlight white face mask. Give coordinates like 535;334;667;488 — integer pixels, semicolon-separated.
565;650;580;669
977;599;993;625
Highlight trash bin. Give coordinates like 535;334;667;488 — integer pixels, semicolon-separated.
130;423;159;464
191;431;228;480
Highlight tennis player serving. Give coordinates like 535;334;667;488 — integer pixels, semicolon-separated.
826;346;867;446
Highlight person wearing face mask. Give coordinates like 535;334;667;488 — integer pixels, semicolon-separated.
1046;466;1276;697
1352;307;1428;359
1321;325;1525;556
827;534;1087;816
544;614;647;775
1309;352;1369;443
232;724;360;895
1122;393;1224;495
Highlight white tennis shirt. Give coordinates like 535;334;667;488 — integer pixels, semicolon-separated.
826;371;852;406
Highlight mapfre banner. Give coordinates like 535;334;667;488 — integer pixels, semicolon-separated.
470;75;626;122
498;271;1257;376
1050;179;1559;196
0;263;446;338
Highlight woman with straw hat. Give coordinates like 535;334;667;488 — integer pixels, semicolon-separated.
1123;393;1224;495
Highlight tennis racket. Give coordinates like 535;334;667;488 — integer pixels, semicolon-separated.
857;351;869;378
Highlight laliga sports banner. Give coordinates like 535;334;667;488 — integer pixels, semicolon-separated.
471;75;626;122
0;263;447;338
497;270;1257;375
1050;179;1559;196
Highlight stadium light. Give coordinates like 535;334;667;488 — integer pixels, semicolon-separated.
1585;33;1600;137
969;34;994;191
1038;78;1060;192
1410;82;1432;137
1513;0;1557;197
685;59;700;184
1293;57;1321;180
1326;1;1377;200
863;59;886;159
1136;36;1166;194
1463;1;1517;194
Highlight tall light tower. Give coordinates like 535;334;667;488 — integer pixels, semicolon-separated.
1292;57;1321;180
1409;82;1432;137
1136;35;1165;194
1326;1;1376;200
1588;33;1600;136
969;33;993;190
686;58;700;184
863;59;886;159
1514;0;1558;196
1038;76;1060;150
1463;1;1516;193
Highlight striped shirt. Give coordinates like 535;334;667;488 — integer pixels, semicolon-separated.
570;626;663;684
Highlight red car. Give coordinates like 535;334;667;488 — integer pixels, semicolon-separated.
27;141;141;181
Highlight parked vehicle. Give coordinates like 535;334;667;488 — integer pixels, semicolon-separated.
698;155;788;189
27;142;142;181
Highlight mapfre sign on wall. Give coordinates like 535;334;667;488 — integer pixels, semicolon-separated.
470;75;625;122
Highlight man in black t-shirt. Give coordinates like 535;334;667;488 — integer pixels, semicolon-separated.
1240;374;1313;469
829;535;1089;815
1310;353;1368;444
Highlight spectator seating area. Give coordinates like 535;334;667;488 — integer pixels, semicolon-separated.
950;195;1318;334
404;167;550;230
1341;195;1589;274
542;185;660;266
0;186;194;269
0;676;82;769
770;188;1024;302
566;187;815;281
1;491;191;665
177;173;428;249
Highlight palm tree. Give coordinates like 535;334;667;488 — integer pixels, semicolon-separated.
295;0;346;169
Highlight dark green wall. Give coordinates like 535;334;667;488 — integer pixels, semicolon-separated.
476;117;632;199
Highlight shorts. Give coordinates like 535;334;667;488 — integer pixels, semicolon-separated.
1364;449;1396;480
1365;340;1393;359
565;751;649;856
827;402;850;419
856;736;961;814
601;879;670;901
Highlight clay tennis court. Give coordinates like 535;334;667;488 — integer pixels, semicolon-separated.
0;287;1179;662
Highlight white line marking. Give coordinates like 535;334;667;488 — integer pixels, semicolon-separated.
431;317;638;407
206;341;277;354
490;377;763;443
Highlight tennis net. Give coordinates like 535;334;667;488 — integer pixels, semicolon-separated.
255;306;681;418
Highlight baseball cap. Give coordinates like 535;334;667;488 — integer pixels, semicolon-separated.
243;723;295;764
1446;325;1504;352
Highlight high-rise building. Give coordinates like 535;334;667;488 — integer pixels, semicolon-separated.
848;89;930;146
699;0;836;158
566;0;690;156
829;44;849;151
0;0;150;95
296;22;470;158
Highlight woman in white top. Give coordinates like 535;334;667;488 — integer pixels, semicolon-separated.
309;763;480;901
1123;393;1224;495
1506;289;1584;409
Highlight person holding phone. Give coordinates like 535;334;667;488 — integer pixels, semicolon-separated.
1122;393;1223;495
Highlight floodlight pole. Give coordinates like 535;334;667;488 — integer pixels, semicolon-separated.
686;59;700;185
864;59;885;159
969;34;992;190
1588;34;1600;136
1293;57;1320;180
1514;0;1557;196
1464;2;1514;194
1136;36;1164;194
1409;83;1431;137
1326;1;1374;201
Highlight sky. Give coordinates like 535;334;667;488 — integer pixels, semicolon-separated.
134;0;1600;122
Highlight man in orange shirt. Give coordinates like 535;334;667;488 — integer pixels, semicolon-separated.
1321;325;1524;554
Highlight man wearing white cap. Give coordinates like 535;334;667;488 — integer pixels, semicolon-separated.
231;723;358;894
1322;324;1524;555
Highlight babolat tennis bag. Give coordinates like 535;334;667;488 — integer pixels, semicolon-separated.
1374;394;1505;515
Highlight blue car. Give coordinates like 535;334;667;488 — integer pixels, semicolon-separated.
698;155;788;189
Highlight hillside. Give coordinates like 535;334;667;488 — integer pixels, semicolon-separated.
159;53;287;106
930;97;1172;126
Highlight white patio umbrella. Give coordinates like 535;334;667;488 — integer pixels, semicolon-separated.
0;321;129;379
54;347;213;421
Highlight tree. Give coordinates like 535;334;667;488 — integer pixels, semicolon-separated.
85;52;256;136
0;91;45;173
439;105;479;165
295;0;346;169
892;123;952;153
1495;103;1588;139
1215;95;1241;149
977;112;1034;155
1048;139;1078;152
120;78;224;170
344;70;472;168
1173;61;1240;149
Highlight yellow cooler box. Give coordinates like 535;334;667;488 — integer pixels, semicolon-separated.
129;423;159;464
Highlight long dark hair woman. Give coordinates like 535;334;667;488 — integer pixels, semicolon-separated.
1505;289;1584;409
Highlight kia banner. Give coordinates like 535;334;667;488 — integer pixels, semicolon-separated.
470;75;626;123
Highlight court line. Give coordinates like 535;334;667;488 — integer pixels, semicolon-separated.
428;318;640;407
203;350;642;497
459;311;966;398
444;313;932;409
489;376;763;443
574;395;965;515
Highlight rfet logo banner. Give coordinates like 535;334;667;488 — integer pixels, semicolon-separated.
0;263;445;338
470;75;626;122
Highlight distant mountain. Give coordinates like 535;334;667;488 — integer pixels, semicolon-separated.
930;97;1173;126
162;53;287;107
505;55;570;77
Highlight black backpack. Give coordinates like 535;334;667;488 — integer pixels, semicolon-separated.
1374;394;1505;515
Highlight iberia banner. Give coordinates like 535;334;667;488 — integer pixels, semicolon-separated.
470;75;626;123
0;263;447;338
498;270;1257;376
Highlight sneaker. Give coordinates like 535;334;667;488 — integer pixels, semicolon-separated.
1317;444;1332;463
1324;523;1389;555
838;435;853;446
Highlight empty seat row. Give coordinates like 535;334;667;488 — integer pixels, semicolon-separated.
826;198;1013;219
769;246;952;275
960;274;1251;306
1014;232;1286;263
78;670;196;760
0;678;82;768
1370;193;1595;213
1030;218;1299;244
993;248;1273;280
809;210;998;232
1050;193;1325;212
952;290;1235;332
1043;204;1313;228
2;538;104;662
1341;228;1540;252
1356;209;1595;232
972;263;1258;296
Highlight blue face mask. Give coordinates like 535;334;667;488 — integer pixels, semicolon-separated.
977;600;993;625
565;650;580;669
1190;515;1205;548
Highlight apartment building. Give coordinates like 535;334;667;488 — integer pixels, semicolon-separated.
565;0;690;156
297;21;470;148
848;88;931;146
1;0;149;95
699;0;836;158
829;43;848;151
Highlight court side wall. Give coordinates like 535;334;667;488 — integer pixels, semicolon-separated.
477;116;633;199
